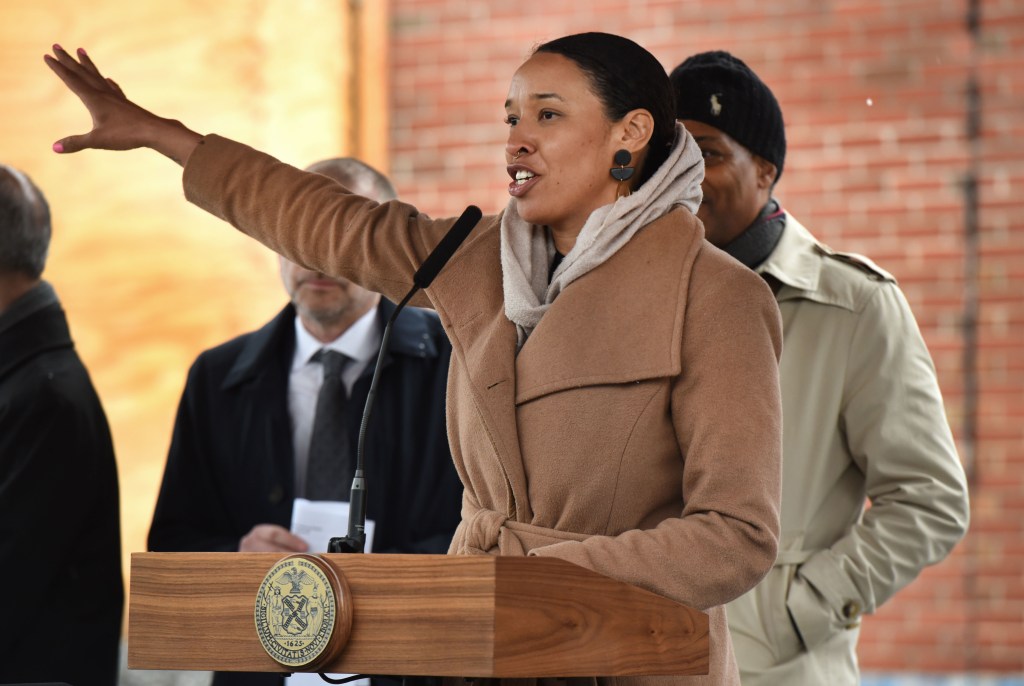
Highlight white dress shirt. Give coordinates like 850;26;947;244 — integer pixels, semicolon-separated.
288;308;381;499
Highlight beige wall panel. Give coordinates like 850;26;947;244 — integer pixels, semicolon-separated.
0;0;385;595
355;0;391;171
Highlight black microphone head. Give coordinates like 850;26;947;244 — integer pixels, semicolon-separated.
412;205;483;289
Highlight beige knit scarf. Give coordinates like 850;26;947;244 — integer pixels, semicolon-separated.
501;122;704;348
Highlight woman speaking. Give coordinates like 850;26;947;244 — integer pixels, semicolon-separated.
46;32;783;685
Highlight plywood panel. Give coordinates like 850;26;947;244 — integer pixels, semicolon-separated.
0;0;387;605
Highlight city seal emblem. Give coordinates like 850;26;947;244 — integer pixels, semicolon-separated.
255;554;352;670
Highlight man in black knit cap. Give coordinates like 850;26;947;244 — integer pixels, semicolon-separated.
670;52;969;685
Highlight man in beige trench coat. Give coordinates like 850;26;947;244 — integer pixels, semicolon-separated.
669;51;970;685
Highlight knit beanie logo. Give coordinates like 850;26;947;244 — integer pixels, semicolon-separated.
710;93;723;116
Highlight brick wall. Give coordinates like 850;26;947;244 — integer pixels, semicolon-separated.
389;0;1024;674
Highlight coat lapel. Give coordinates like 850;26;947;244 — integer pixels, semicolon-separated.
426;208;704;523
428;217;529;520
221;305;297;498
516;208;702;404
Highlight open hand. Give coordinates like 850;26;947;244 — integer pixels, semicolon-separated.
44;44;201;164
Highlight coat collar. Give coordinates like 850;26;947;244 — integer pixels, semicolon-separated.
758;214;896;309
431;209;705;404
383;297;443;359
756;214;823;297
515;207;704;404
429;209;703;523
0;281;59;335
0;300;74;384
221;298;441;390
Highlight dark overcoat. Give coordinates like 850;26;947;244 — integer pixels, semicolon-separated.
0;298;123;686
148;298;462;556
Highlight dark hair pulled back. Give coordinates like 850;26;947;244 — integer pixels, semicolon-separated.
535;32;676;188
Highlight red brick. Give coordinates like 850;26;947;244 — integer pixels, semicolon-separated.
390;0;1024;673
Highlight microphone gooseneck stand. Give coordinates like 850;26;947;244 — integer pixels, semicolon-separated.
320;207;480;685
327;205;482;555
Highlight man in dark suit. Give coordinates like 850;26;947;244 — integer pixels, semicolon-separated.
147;158;462;685
0;164;123;686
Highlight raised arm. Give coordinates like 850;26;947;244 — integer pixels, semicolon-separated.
44;45;200;165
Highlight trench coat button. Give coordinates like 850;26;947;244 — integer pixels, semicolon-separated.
842;600;862;627
268;484;284;504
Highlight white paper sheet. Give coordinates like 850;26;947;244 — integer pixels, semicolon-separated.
286;499;374;686
289;498;376;555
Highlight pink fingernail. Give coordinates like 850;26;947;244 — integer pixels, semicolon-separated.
77;47;87;56
52;141;64;153
53;43;63;52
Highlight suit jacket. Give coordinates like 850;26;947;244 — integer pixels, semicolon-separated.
184;135;785;686
0;286;123;686
148;298;461;556
727;215;969;685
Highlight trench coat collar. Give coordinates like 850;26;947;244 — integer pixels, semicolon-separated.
758;214;896;309
756;214;824;298
222;298;440;390
514;207;704;404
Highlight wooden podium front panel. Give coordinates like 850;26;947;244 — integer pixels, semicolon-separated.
129;553;495;675
129;552;709;677
317;554;497;675
493;557;709;677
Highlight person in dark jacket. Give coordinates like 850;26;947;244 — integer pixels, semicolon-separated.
147;158;462;686
0;163;124;686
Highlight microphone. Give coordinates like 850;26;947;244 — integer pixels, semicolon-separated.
413;205;482;288
328;205;482;554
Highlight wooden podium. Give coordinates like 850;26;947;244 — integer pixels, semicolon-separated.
128;552;709;677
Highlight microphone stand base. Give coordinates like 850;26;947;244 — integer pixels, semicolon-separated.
328;535;365;554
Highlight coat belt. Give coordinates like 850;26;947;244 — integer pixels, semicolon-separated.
457;500;590;556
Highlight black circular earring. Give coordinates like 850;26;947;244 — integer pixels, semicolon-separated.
610;149;635;181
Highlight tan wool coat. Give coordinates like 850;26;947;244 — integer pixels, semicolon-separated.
183;135;785;686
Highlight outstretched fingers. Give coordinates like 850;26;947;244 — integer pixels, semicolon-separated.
75;47;122;98
45;43;201;162
73;46;101;75
43;48;90;100
44;50;93;154
45;44;136;153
